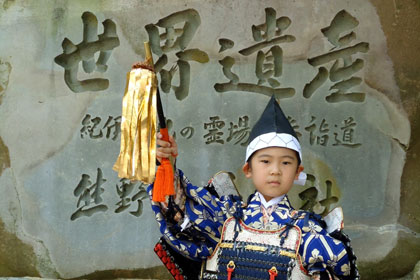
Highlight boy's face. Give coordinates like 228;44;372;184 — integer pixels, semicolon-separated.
242;147;303;202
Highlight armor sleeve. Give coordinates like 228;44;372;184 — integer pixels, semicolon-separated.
295;212;353;278
148;169;239;260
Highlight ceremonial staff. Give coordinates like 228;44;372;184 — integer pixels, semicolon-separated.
113;42;174;202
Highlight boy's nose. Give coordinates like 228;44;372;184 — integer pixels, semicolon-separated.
270;165;281;175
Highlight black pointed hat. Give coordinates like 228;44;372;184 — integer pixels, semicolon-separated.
245;96;302;163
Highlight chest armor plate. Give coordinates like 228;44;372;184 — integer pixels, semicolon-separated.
201;217;310;280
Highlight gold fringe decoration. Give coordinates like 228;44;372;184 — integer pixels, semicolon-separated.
113;67;157;183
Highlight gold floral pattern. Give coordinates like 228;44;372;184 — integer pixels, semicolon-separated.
308;248;325;265
341;263;350;276
302;220;324;234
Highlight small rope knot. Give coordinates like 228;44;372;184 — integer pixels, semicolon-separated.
227;260;235;280
268;266;278;280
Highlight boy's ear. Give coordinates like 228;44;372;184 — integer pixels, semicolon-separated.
295;165;304;180
242;162;252;178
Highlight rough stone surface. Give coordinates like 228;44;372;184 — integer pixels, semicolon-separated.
0;219;40;277
414;260;420;280
366;0;420;278
0;59;11;105
0;137;10;177
0;0;418;279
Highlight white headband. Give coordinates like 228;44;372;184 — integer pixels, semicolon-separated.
245;132;306;185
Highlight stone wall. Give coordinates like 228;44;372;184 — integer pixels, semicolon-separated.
0;0;418;279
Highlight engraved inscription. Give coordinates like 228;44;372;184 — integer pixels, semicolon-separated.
304;116;361;148
180;126;194;139
145;9;209;100
54;12;120;93
332;117;361;148
71;168;108;220
226;116;251;146
304;10;369;103
204;116;225;144
287;116;302;138
215;8;296;99
71;170;149;220
218;38;234;53
305;116;330;146
115;179;148;217
80;114;121;140
299;174;339;216
79;112;361;148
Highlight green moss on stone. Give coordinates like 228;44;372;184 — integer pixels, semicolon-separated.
2;0;15;10
367;0;420;278
0;137;10;177
358;231;420;279
0;218;40;277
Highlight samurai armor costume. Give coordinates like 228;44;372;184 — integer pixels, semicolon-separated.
148;170;359;280
202;215;306;280
148;96;359;280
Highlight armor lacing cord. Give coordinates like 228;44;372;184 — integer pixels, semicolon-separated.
232;196;244;243
227;260;235;280
279;222;293;246
165;196;184;224
280;212;300;246
170;196;185;218
268;266;278;280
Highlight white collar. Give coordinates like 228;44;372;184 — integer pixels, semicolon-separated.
257;192;285;209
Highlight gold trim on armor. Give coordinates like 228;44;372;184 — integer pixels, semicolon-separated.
245;244;266;251
219;243;234;249
279;251;297;259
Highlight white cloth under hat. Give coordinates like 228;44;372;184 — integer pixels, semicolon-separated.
245;96;307;185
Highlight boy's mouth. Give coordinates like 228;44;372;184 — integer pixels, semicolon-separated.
268;181;280;185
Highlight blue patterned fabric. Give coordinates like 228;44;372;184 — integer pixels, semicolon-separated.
148;169;351;277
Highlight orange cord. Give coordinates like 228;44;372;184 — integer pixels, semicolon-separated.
152;128;175;202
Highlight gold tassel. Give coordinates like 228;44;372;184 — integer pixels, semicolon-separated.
113;68;157;183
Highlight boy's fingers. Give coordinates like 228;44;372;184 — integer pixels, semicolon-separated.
167;135;178;156
158;146;173;154
156;150;172;161
156;139;171;147
156;151;169;158
157;133;178;159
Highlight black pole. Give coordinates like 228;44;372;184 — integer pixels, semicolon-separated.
156;88;166;129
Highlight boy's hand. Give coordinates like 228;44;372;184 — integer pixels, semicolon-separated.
156;132;178;163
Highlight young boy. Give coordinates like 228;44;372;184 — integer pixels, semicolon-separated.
150;96;358;280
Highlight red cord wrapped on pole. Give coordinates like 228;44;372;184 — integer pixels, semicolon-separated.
153;127;175;202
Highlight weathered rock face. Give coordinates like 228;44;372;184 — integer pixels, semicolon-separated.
0;0;418;279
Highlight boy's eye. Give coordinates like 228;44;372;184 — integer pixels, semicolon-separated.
282;161;291;165
260;160;269;164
